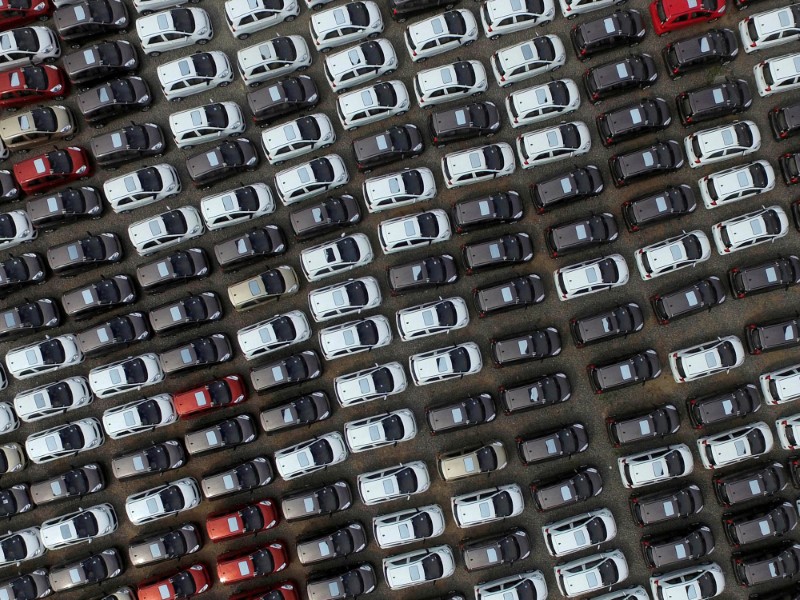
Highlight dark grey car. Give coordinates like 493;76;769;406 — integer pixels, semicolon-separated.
184;414;256;456
0;298;59;339
545;212;619;257
452;191;523;233
30;463;105;505
77;77;151;126
499;372;571;414
663;28;738;78
733;542;800;587
724;501;798;548
597;97;671;146
281;480;352;522
630;484;704;527
186;138;259;188
260;391;331;433
746;316;800;354
158;333;232;374
588;349;662;394
250;350;322;392
688;383;761;428
54;0;129;43
0;253;45;298
201;457;273;499
609;140;684;187
148;291;222;335
90;123;164;168
111;440;185;480
571;9;646;59
0;484;32;518
713;462;787;507
729;255;800;298
517;423;589;465
570;302;644;347
474;274;545;318
678;78;752;126
290;194;361;240
213;225;286;271
48;548;123;593
26;186;103;230
0;171;18;203
429;101;502;146
531;466;603;511
530;165;604;214
651;276;725;324
353;124;424;173
0;569;50;600
247;75;319;126
491;327;561;367
583;53;658;103
426;393;496;434
641;524;715;569
63;40;138;85
462;527;531;572
61;274;137;319
298;521;368;566
136;248;209;293
128;523;201;568
306;563;377;600
622;184;697;232
76;312;150;357
388;253;458;294
46;232;121;275
607;403;680;447
463;233;533;273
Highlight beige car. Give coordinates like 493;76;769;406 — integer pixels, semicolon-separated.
227;265;298;311
0;106;75;151
438;440;507;481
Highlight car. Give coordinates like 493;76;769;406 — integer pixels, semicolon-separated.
475;571;548;600
492;327;561;367
291;194;361;241
383;546;455;590
378;209;450;255
741;4;800;53
754;52;800;97
780;151;800;185
77;76;151;125
53;0;128;43
490;35;566;87
300;233;372;282
363;167;435;213
597;98;671;147
12;375;90;422
777;413;800;451
697;421;773;469
213;225;286;271
570;302;643;348
228;266;298;311
610;140;684;187
669;335;746;383
225;0;299;39
336;80;409;130
733;542;800;587
0;482;30;519
530;164;604;214
714;462;787;507
324;38;396;92
0;403;17;436
506;80;580;130
649;563;725;600
137;565;210;600
6;333;82;379
89;123;164;169
0;64;66;111
76;312;150;357
63;39;137;85
158;334;232;374
588;348;662;394
275;154;348;205
201;457;273;500
25;417;103;464
353;124;423;173
48;549;123;593
247;75;319;127
748;315;800;355
607;404;680;447
405;9;478;63
761;362;800;406
372;505;445;550
631;484;704;527
517;423;587;465
280;480;351;522
554;254;629;300
481;0;555;39
262;113;334;166
158;50;232;101
318;315;392;360
531;466;602;512
173;375;246;418
664;29;738;78
699;160;775;210
410;342;482;386
0;0;53;30
128;523;201;567
688;383;761;428
306;564;377;600
635;231;711;280
621;185;695;233
136;7;212;56
685;121;760;169
260;392;330;433
307;277;380;323
712;205;789;254
334;362;406;407
297;522;367;567
414;59;488;108
13;146;91;196
724;500;798;548
0;26;60;70
217;542;288;585
111;440;185;480
358;461;430;505
168;101;244;150
463;232;533;274
0;443;24;475
26;185;101;230
425;393;495;435
474;274;544;318
101;394;176;440
344;410;416;454
651;276;726;326
105;165;181;214
499;373;570;414
555;550;629;598
388;253;458;295
452;484;524;528
206;500;278;542
770;101;800;140
439;441;507;481
543;508;616;558
0;569;51;600
545;212;618;258
570;9;646;59
46;232;121;276
136;248;209;293
186;138;258;188
29;462;104;505
0;253;45;297
148;292;222;335
40;504;117;550
0;105;74;151
462;527;530;572
184;414;257;456
127;206;203;256
310;0;382;52
396;297;468;341
584;54;658;103
517;121;591;168
677;78;752;126
732;255;800;301
0;298;59;339
649;0;726;35
618;444;693;489
236;311;311;360
236;36;310;87
125;477;201;526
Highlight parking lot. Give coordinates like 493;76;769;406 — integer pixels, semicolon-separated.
1;0;799;597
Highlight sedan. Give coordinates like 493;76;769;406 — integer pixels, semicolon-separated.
290;194;361;241
13;147;92;195
308;276;381;322
63;39;138;85
452;191;523;233
200;183;274;232
236;311;310;360
555;550;628;598
274;432;348;480
217;542;288;585
618;444;694;488
213;225;286;271
427;393;497;433
76;312;151;357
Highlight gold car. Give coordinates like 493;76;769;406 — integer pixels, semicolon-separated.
227;265;299;311
0;106;75;151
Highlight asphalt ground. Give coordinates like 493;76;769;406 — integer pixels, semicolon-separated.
1;0;799;598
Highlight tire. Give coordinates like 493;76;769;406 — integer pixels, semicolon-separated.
464;40;474;46
197;39;208;45
150;51;160;57
238;33;249;40
396;111;407;116
348;126;358;132
54;95;64;100
285;15;295;22
141;105;151;111
297;65;308;71
219;81;230;87
567;13;578;19
417;56;426;63
385;69;396;75
321;47;332;54
491;34;500;40
368;32;379;39
64;135;74;141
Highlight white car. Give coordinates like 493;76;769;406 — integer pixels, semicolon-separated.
237;35;310;87
300;232;373;282
516;121;591;168
236;310;311;360
337;80;409;130
261;113;335;165
275;154;348;205
373;505;445;549
441;142;515;188
451;484;524;528
136;7;212;56
378;209;452;254
739;5;800;53
25;417;104;464
225;0;299;40
634;231;711;280
334;362;407;407
669;335;746;383
101;394;177;440
133;0;193;12
410;342;482;386
157;51;233;101
396;297;469;341
650;563;725;600
559;0;625;18
697;421;773;469
776;413;800;450
274;432;348;480
6;334;82;380
318;315;392;360
363;167;435;212
0;403;17;435
761;362;800;405
125;477;201;525
481;0;556;39
414;60;488;108
344;409;417;453
617;444;694;489
324;39;397;92
89;353;164;399
753;51;800;97
475;571;548;600
200;183;275;231
310;0;383;52
594;587;650;600
168;101;245;149
0;26;59;71
0;210;35;251
712;205;789;254
405;9;479;62
684;121;761;168
0;528;43;568
308;276;382;322
40;504;117;550
13;376;92;422
103;164;181;213
554;254;629;301
542;508;617;557
491;36;566;87
699;160;775;208
127;206;204;256
555;550;628;598
506;79;580;128
383;546;455;590
358;461;430;505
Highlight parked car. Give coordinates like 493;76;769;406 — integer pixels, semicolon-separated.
202;457;273;500
641;524;714;570
225;0;300;39
300;233;371;282
410;342;482;386
29;463;104;505
362;167;435;213
125;477;201;525
474;274;544;318
491;327;561;367
554;254;629;300
173;375;246;418
648;563;725;600
462;528;530;572
770;101;800;140
40;503;117;550
697;421;773;469
237;311;311;360
275;154;349;205
663;29;738;78
14;146;91;195
530;165;604;213
325;39;397;92
104;164;180;213
607;404;680;447
438;440;506;480
0;298;59;339
206;499;278;542
306;564;376;600
280;480;351;522
506;79;580;128
388;253;457;294
128;523;201;567
622;185;696;232
334;362;405;407
543;508;616;557
746;315;800;354
136;7;212;56
25;417;103;464
63;39;137;84
228;266;298;312
13;375;90;422
684;120;761;168
651;276;726;325
53;0;129;44
414;59;487;107
730;255;800;299
89;123;164;168
158;334;232;374
76;312;150;357
0;25;60;71
0;105;74;150
77;76;151;125
6;333;83;379
47;232;121;275
26;186;101;229
158;51;232;101
169;101;244;150
714;462;787;507
669;335;745;383
733;543;800;587
247;75;318;127
61;274;136;319
516;121;591;168
429;101;500;146
0;65;66;113
588;348;661;394
137;565;210;600
441;142;515;189
148;292;222;335
111;440;185;480
250;351;321;393
597;97;671;146
451;484;524;528
753;51;800;98
649;0;726;35
213;225;286;272
630;484;704;527
570;303;643;347
358;461;430;505
609;140;684;186
677;78;752;126
531;466;602;512
688;383;761;428
48;548;122;593
463;232;533;274
517;423;588;466
396;297;468;341
383;546;455;590
475;572;548;600
712;205;789;254
102;394;176;439
136;248;209;293
427;393;496;433
724;500;797;548
260;392;330;433
554;550;628;598
635;230;711;280
336;80;409;131
480;0;556;38
378;209;451;254
500;373;571;414
546;212;618;257
373;505;445;549
184;414;256;456
584;54;658;103
571;9;646;59
761;362;800;406
0;253;45;297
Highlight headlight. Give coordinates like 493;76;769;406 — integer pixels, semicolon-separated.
220;70;230;78
400;98;409;108
197;28;208;36
20;229;30;236
115;17;126;25
43;45;52;53
34;2;45;10
50;84;62;93
247;156;256;165
124;59;135;67
322;131;332;140
167;183;175;191
77;166;86;174
153;142;163;150
299;54;308;62
60;124;71;133
140;94;149;103
232;121;241;129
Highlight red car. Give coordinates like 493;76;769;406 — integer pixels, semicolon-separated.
0;65;67;110
173;374;247;418
649;0;726;35
230;581;301;600
13;147;92;195
138;565;211;600
217;541;289;585
206;500;278;543
0;0;53;31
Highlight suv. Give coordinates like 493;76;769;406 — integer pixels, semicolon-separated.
597;97;671;146
651;276;726;324
607;404;680;446
677;78;752;126
571;9;646;59
664;29;738;78
588;349;661;394
429;101;501;146
729;255;800;298
530;165;604;213
609;140;684;186
584;54;658;103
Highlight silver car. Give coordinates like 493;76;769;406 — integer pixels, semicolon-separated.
128;523;202;567
30;463;104;505
184;414;257;456
111;440;185;480
201;457;273;499
48;548;123;593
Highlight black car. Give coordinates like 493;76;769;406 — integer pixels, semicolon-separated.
651;275;726;324
247;76;319;126
794;200;800;231
426;393;496;434
725;501;798;548
388;253;458;295
597;97;671;146
516;423;588;466
770;102;800;141
545;212;618;257
0;170;18;203
570;302;644;347
388;0;458;20
780;151;800;185
732;542;800;587
148;292;222;335
499;372;571;414
607;404;680;447
89;123;164;168
353;124;423;173
583;53;658;103
250;351;322;393
462;233;533;274
530;165;604;213
213;225;286;271
25;186;102;230
77;76;151;126
622;184;696;232
462;528;531;572
714;462;787;507
0;252;45;297
158;333;232;374
289;194;361;240
297;522;367;566
729;256;800;298
630;484;704;527
677;78;752;126
474;273;544;318
688;383;761;428
746;316;800;354
429;101;501;146
186;138;259;188
663;29;738;78
571;9;646;59
63;40;138;85
53;0;128;44
452;191;523;233
609;140;684;187
588;349;661;394
641;524;715;569
531;466;602;511
491;327;561;367
0;298;59;339
259;392;331;433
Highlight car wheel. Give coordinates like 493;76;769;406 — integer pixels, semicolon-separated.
348;126;358;132
219;81;230;87
385;68;396;75
464;40;474;46
4;106;17;113
416;56;427;63
248;81;260;88
285;15;296;22
54;95;64;100
70;43;81;49
321;143;332;149
141;105;150;111
568;13;578;19
150;51;160;57
93;122;104;129
321;47;332;53
297;65;308;71
197;39;208;45
238;33;249;40
169;97;183;103
368;32;379;39
396;110;407;116
64;135;74;141
38;14;49;21
490;34;500;40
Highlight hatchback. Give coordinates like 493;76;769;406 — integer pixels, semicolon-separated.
677;78;752;126
89;123;164;168
651;275;726;324
609;140;684;186
491;35;565;87
729;255;800;298
571;9;646;59
532;466;602;512
247;75;318;127
664;28;737;78
63;39;137;84
712;205;788;254
405;9;478;62
543;508;616;557
481;0;556;39
597;97;671;146
584;54;657;103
